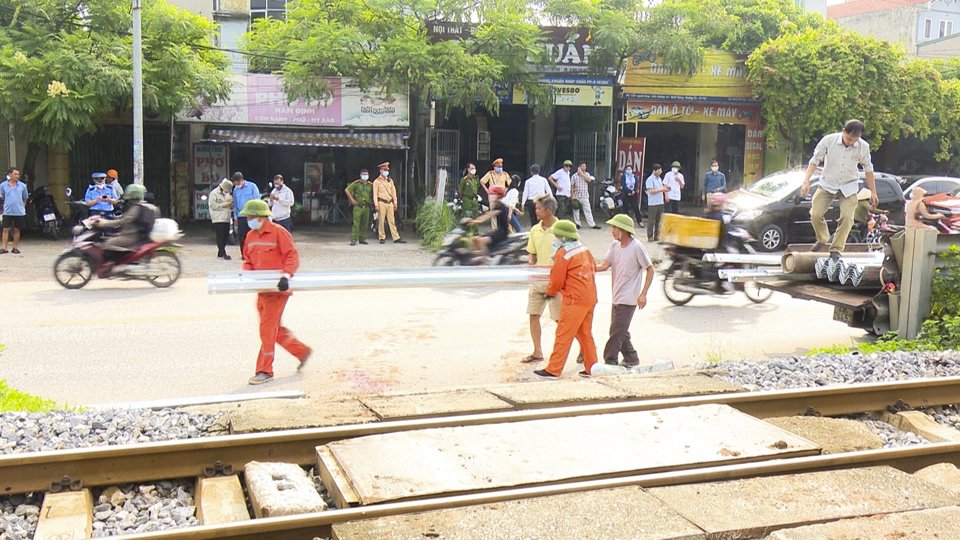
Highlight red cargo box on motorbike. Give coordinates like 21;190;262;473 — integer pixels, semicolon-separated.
660;214;721;250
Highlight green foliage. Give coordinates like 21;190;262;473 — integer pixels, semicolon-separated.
747;27;942;161
0;0;229;150
930;246;960;319
0;380;60;413
414;198;456;250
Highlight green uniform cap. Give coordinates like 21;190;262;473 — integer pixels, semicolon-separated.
240;198;272;217
563;159;573;166
671;161;681;168
606;214;635;235
124;184;146;201
550;219;579;241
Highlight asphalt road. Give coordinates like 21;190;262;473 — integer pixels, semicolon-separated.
0;224;867;407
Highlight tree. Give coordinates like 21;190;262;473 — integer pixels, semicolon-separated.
0;0;230;174
746;27;942;163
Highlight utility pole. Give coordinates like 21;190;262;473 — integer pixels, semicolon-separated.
132;0;144;185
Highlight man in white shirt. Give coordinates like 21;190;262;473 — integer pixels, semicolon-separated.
570;161;600;230
802;119;877;258
269;174;296;232
522;164;551;227
663;161;684;214
645;164;669;241
548;159;574;219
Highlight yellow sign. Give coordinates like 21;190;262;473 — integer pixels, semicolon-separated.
621;51;754;102
513;84;612;107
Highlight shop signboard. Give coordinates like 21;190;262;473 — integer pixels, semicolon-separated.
513;84;612;107
624;99;760;125
193;143;228;220
179;75;409;127
615;137;645;175
744;125;765;184
621;51;754;103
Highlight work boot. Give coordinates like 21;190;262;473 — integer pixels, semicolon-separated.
829;251;842;261
394;239;407;244
578;370;591;378
379;239;386;244
533;369;558;379
350;240;357;246
359;240;369;245
247;372;273;385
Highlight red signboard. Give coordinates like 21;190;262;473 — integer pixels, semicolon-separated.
616;137;646;175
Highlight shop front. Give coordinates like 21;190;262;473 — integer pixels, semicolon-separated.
619;51;764;200
178;75;410;223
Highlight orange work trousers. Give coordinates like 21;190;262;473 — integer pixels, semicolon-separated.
544;301;598;376
255;293;309;376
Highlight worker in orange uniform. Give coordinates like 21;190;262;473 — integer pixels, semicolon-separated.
534;219;599;379
240;199;312;385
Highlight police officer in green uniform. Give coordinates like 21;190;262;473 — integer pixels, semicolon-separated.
345;168;373;245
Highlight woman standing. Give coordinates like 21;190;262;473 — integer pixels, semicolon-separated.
503;174;524;233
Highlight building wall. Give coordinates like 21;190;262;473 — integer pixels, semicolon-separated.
796;0;827;16
833;5;925;52
916;1;960;47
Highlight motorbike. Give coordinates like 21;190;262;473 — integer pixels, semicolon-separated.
64;187;92;229
28;185;64;240
52;217;183;289
660;225;773;306
433;220;529;266
597;177;626;219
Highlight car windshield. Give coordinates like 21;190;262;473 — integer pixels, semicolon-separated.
746;170;804;200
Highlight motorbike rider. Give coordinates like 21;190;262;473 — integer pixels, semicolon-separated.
84;172;119;218
469;184;511;257
90;184;157;264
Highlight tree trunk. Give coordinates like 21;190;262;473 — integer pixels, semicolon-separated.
21;142;42;180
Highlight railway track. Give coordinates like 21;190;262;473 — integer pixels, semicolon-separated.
7;376;960;540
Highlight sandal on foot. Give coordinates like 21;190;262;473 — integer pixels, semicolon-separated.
522;354;544;363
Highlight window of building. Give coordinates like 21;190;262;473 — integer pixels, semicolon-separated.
940;20;949;38
251;0;287;21
948;21;955;37
924;18;932;39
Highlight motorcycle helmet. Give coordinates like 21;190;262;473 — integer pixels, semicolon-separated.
106;169;119;180
124;184;146;201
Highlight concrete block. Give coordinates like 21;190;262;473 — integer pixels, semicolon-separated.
229;398;377;433
764;416;884;453
649;466;958;538
914;463;960;494
332;486;707;540
764;506;960;539
195;475;250;525
486;380;630;407
34;489;93;540
879;410;960;442
359;389;513;420
597;374;745;398
244;461;327;518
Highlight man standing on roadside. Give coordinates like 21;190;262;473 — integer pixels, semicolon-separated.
0;167;28;255
522;196;561;365
548;159;574;219
522;164;551;227
534;219;599;379
645;164;669;241
209;178;234;260
570;161;600;230
802;119;877;259
663;161;684;214
373;162;406;244
596;214;654;368
345;168;373;246
269;175;295;232
106;169;124;198
231;172;260;254
480;158;510;197
702;159;726;201
240;199;312;385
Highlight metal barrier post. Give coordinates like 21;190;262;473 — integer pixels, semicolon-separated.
898;228;945;339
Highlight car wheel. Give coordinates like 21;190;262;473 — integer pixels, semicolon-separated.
757;224;786;252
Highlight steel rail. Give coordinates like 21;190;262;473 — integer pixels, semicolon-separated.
116;441;960;540
3;376;960;496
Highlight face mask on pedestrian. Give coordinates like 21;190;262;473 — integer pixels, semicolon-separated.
711;165;719;172
624;168;632;175
672;167;679;173
247;218;264;230
361;174;369;181
468;168;476;175
495;167;503;173
274;182;282;190
95;178;105;186
381;170;389;178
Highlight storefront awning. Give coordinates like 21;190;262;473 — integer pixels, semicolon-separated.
201;128;408;149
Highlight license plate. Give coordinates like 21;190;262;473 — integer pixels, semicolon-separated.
832;306;856;324
44;213;56;222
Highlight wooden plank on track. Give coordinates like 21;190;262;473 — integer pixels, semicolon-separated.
34;489;93;540
195;475;250;525
878;410;960;442
320;404;820;505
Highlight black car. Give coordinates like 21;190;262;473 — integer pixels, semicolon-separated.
726;168;905;252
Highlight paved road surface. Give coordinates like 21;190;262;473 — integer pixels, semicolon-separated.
0;225;867;407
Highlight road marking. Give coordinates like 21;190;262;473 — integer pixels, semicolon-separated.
34;314;239;327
